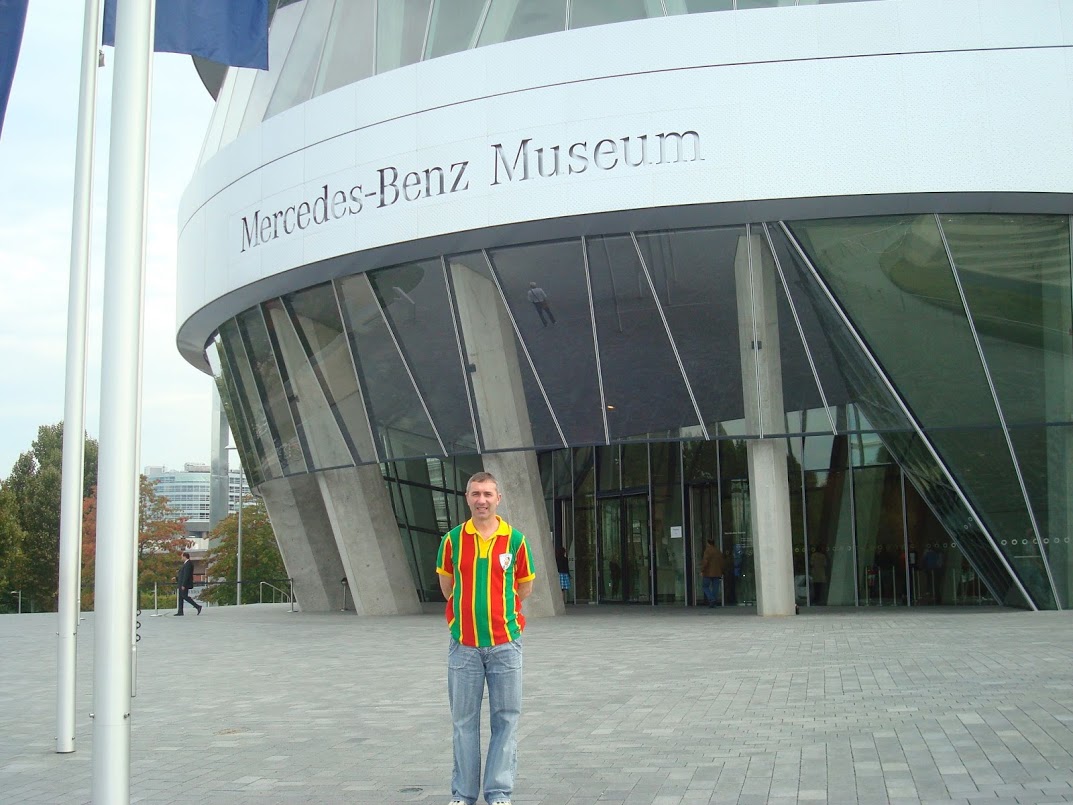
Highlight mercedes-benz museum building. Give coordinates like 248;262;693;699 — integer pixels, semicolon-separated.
178;0;1073;616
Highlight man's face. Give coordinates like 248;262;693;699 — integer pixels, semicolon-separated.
466;480;501;521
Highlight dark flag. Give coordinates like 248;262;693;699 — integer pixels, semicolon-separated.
103;0;269;70
0;0;28;139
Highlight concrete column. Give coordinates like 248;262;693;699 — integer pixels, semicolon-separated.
450;257;563;616
317;466;422;615
735;230;796;616
259;474;346;612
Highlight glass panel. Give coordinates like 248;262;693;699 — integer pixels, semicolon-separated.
852;464;904;607
738;0;797;8
803;435;854;605
569;0;657;29
789;215;996;430
241;0;304;131
315;0;375;94
598;498;623;602
263;300;353;470
720;440;753;606
446;251;563;451
376;0;434;73
573;447;598;603
598;445;620;491
683;0;733;10
625;495;650;603
337;273;442;461
587;235;700;440
208;335;266;487
940;214;1073;428
621;443;648;490
478;0;567;47
218;319;283;480
264;0;334;118
635;227;746;435
486;241;604;445
1005;423;1071;608
425;0;487;59
369;260;478;455
236;309;308;474
929;427;1054;608
284;283;379;464
651;443;685;604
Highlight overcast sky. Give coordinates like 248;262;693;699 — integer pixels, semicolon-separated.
0;1;217;477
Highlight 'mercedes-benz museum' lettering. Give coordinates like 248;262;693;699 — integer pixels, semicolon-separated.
239;130;701;253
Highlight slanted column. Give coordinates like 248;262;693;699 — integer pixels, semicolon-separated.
317;466;422;615
259;474;345;612
735;230;796;616
450;257;563;616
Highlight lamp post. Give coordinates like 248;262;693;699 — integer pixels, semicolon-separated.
226;447;243;607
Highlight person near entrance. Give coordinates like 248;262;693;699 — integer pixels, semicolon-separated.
555;544;570;603
437;471;535;805
526;282;556;327
700;538;724;607
175;551;202;615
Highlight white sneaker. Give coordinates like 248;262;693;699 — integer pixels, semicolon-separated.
447;799;468;805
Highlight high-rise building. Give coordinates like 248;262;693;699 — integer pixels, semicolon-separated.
179;1;1073;615
145;464;251;540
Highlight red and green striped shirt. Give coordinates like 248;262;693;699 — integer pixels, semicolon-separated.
436;516;535;647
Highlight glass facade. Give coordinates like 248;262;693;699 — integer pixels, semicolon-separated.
202;0;886;159
209;214;1073;611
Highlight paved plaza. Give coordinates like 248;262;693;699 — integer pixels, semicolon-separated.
1;603;1072;805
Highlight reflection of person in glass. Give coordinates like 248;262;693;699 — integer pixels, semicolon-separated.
526;281;556;327
809;546;827;605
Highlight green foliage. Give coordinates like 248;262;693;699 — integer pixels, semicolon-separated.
0;423;99;612
201;497;287;605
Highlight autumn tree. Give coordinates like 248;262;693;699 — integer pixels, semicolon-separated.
1;423;98;612
202;496;286;605
79;477;189;610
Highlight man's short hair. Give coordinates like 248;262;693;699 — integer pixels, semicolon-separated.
466;471;498;492
182;551;190;559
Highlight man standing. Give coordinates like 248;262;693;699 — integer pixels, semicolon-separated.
437;472;535;805
526;282;556;327
175;551;202;616
700;538;723;608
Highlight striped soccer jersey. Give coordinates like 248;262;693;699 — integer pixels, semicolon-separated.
436;516;536;647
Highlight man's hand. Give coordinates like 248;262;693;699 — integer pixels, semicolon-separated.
517;580;533;601
438;574;453;600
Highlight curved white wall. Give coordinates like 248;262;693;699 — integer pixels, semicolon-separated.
177;0;1073;367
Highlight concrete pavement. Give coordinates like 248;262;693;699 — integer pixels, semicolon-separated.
1;603;1072;804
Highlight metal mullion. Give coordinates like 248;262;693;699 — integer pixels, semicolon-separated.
900;467;911;606
565;0;573;28
281;296;363;467
419;0;434;63
630;232;709;439
441;256;483;453
582;236;611;443
470;0;493;48
309;0;342;96
935;214;1061;609
647;442;654;606
779;221;1037;610
799;433;810;606
847;441;859;607
744;224;765;436
480;249;568;448
364;273;448;456
260;303;314;471
762;222;837;435
331;278;382;464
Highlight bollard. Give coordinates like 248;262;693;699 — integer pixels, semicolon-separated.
340;578;349;612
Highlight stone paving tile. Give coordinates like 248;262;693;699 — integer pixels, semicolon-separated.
2;606;1072;804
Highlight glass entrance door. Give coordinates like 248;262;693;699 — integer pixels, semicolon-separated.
599;494;650;603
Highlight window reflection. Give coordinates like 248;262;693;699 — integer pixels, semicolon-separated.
424;0;487;59
377;0;433;73
478;0;567;46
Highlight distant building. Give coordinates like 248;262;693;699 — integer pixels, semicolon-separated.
144;463;250;541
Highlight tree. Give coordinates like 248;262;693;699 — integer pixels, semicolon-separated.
202;496;286;605
79;477;190;610
0;487;27;613
1;423;98;612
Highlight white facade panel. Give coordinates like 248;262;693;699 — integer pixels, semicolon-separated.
177;0;1073;362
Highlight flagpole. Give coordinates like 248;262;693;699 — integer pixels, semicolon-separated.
92;0;154;799
56;0;102;756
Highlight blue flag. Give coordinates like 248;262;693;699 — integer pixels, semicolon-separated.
0;0;28;139
103;0;269;70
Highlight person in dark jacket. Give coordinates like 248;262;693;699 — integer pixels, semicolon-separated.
700;539;724;608
175;551;202;615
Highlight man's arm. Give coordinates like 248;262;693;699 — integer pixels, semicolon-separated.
517;580;533;601
438;572;453;600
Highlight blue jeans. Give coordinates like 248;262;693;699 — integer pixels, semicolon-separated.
448;637;523;805
702;576;722;606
